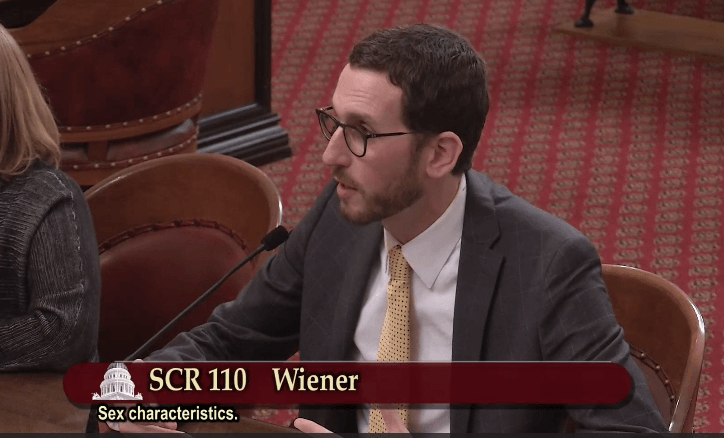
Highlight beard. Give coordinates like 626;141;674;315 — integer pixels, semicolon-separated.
334;150;424;225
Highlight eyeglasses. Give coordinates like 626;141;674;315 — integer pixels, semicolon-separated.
315;106;419;157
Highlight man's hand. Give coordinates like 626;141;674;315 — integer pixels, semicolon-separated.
293;417;333;433
294;409;410;434
378;409;410;433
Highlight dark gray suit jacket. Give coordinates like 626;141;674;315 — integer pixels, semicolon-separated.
147;170;668;433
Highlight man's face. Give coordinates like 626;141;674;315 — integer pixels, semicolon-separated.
322;65;425;225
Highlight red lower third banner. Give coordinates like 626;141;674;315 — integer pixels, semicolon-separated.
64;362;631;406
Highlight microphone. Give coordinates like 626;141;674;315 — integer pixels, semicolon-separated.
124;225;290;361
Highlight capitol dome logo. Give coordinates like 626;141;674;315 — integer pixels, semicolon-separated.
92;362;143;401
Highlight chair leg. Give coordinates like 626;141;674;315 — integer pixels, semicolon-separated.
615;0;634;14
575;0;597;28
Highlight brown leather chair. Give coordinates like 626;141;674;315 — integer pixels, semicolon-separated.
602;264;705;432
10;0;220;187
84;153;282;362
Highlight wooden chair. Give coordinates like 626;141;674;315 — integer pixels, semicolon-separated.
10;0;220;187
602;264;705;432
84;153;282;362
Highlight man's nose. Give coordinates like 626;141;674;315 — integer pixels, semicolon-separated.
322;128;351;168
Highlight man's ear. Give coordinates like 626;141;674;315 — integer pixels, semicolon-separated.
424;132;463;178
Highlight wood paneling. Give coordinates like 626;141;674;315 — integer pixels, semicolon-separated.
196;0;290;165
199;0;256;117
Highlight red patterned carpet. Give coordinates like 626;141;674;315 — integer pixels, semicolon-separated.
258;0;724;431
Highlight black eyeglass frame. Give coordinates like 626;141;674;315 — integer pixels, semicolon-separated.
315;106;421;157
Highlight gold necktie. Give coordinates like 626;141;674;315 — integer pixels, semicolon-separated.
369;245;411;433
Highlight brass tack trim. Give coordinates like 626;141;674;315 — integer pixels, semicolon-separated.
98;219;252;260
62;132;197;172
629;346;676;415
27;0;175;59
59;96;200;133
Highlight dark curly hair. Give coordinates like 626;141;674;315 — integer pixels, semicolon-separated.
349;24;490;174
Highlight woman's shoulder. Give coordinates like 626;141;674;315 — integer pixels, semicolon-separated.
5;161;82;202
0;161;85;220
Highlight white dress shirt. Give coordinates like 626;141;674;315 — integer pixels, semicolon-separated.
353;175;467;433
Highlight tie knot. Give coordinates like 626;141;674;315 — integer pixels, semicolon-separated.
388;245;411;282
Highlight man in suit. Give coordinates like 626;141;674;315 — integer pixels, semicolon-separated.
107;24;667;433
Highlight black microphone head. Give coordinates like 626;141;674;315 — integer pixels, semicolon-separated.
261;226;289;250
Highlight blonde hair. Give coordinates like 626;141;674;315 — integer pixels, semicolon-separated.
0;23;60;181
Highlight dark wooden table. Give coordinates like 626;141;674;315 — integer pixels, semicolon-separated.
0;373;89;432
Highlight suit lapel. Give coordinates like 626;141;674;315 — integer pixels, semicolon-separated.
329;223;383;360
324;172;504;431
450;171;504;433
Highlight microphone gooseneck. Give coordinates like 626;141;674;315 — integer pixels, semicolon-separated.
124;226;290;361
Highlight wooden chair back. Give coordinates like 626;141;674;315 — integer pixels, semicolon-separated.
602;264;705;432
85;153;281;361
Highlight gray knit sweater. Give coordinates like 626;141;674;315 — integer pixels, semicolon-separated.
0;161;100;371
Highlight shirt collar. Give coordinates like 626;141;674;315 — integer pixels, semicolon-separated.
384;174;467;289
